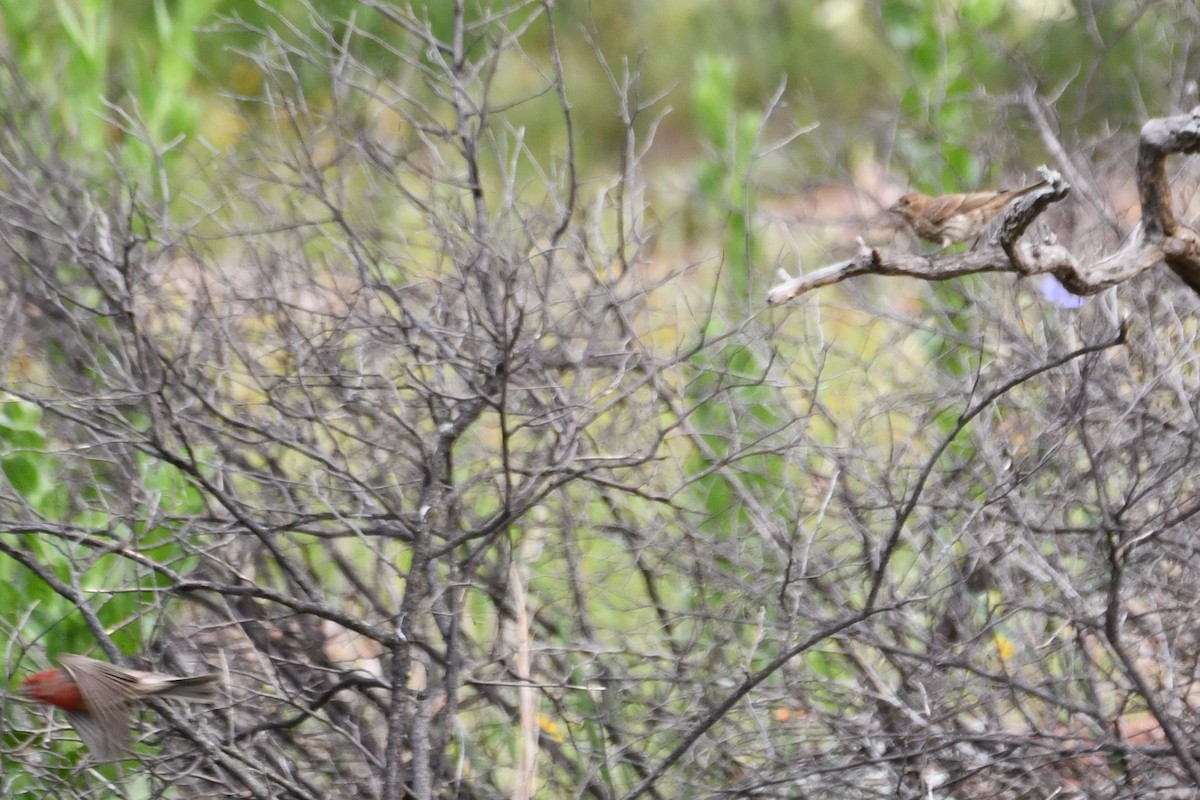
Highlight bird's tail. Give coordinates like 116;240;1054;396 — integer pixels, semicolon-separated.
150;673;220;701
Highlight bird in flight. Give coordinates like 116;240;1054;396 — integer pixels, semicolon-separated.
20;653;219;760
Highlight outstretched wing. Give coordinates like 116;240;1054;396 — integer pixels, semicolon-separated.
62;708;128;760
58;655;136;760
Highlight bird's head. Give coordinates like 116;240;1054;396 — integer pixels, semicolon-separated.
19;668;87;710
889;193;925;222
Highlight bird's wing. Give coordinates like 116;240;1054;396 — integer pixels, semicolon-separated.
63;709;128;761
952;192;1010;214
922;194;969;222
956;181;1047;214
58;655;136;759
58;655;140;709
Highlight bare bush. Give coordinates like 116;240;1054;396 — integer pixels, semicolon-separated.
3;3;1200;800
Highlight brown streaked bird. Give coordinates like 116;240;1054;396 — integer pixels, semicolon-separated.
890;180;1047;247
20;653;219;760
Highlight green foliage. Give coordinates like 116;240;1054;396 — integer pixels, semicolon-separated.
683;52;777;553
0;401;47;505
0;400;49;505
684;340;785;537
0;398;210;779
0;399;201;658
880;0;996;190
0;0;219;193
805;647;846;682
692;53;764;302
139;0;221;143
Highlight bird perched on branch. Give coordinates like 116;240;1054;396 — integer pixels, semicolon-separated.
890;180;1047;247
20;653;219;760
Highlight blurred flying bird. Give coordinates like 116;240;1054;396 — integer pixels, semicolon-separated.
21;653;218;760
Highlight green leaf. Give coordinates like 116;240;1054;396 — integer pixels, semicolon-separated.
0;425;44;448
154;0;173;42
806;648;844;680
1;400;42;428
961;0;1004;27
692;54;736;147
2;453;41;498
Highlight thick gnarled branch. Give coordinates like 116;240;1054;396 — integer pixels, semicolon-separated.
1138;108;1200;292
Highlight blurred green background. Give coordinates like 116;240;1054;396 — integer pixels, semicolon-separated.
4;0;1179;198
